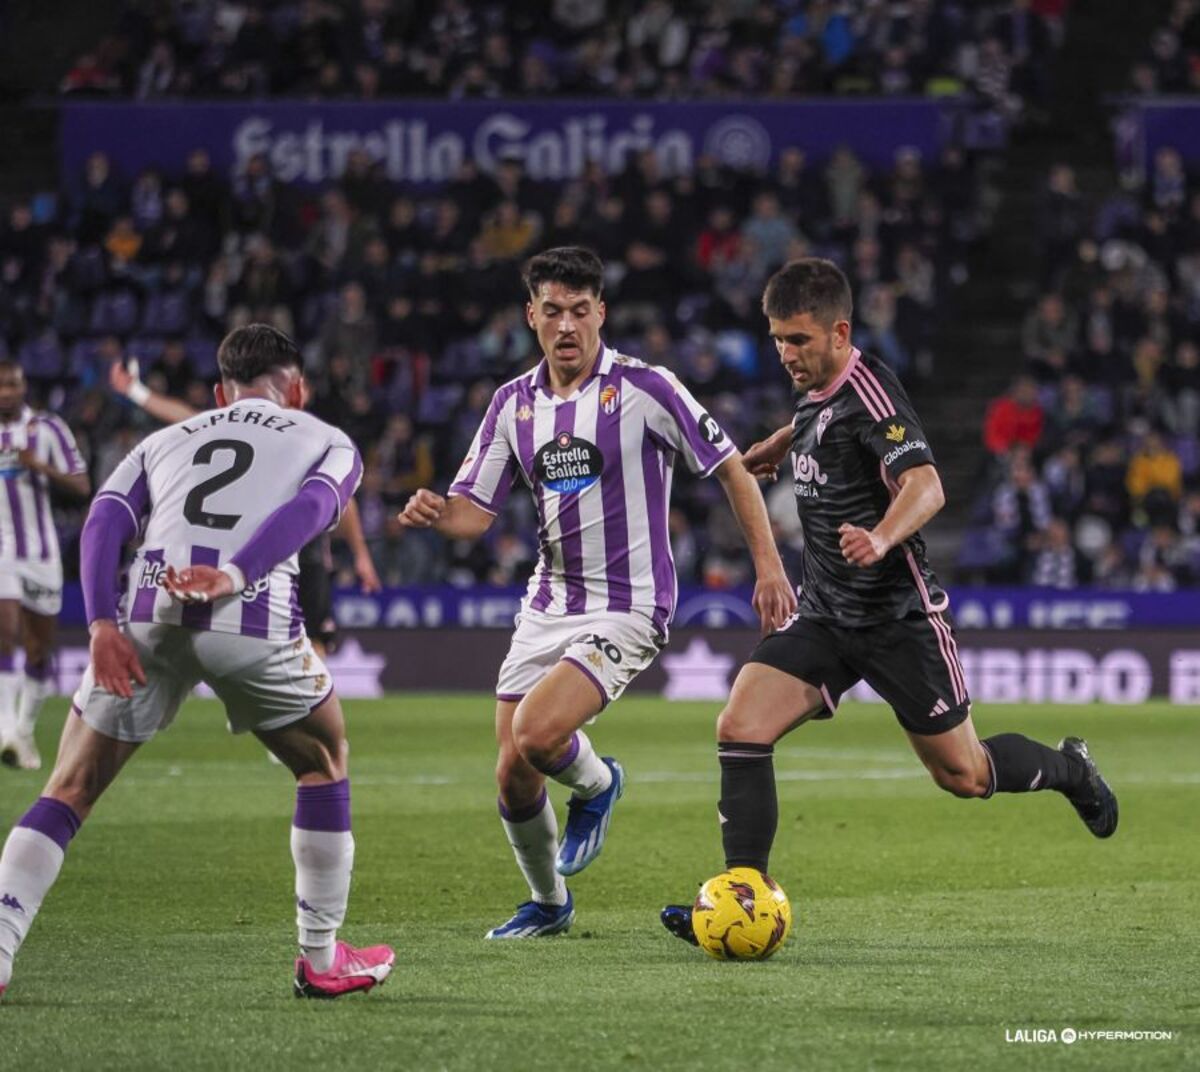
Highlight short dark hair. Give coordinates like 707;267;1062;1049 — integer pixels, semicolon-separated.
0;358;22;377
217;324;302;384
762;258;853;326
522;246;604;300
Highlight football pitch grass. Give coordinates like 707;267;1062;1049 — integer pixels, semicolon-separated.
0;695;1196;1071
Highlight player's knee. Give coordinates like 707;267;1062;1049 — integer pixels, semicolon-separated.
930;764;988;799
510;706;567;769
512;727;561;770
716;704;774;745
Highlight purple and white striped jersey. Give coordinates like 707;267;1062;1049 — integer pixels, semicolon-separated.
449;346;735;636
95;400;361;639
0;406;86;564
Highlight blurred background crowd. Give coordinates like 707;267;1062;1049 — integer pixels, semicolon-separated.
13;0;1200;598
63;0;1063;109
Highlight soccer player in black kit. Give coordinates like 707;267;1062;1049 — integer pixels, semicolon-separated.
662;259;1117;945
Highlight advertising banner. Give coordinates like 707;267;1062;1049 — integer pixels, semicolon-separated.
61;99;950;185
56;583;1200;630
41;627;1200;704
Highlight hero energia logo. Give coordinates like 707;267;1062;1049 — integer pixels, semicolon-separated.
536;432;604;494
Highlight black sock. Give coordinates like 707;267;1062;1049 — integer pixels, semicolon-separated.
718;742;777;872
981;734;1086;796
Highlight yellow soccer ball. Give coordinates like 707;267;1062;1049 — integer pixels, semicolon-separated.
691;867;793;960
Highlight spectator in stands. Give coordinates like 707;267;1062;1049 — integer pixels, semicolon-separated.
1022;292;1078;363
1038;164;1086;280
984;374;1045;456
70;152;126;245
1126;428;1184;523
317;282;377;389
991;450;1054;580
1030;517;1092;587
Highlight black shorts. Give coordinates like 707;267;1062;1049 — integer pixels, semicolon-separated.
748;611;970;735
297;538;337;651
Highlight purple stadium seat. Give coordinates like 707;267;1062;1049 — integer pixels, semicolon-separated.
141;291;191;335
89;289;140;336
52;293;90;337
301;291;339;337
17;331;66;379
416;384;464;425
70;246;108;292
1175;436;1200;478
125;336;167;366
184;336;219;379
68;338;106;378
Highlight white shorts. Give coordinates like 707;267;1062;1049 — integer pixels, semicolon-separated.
73;622;333;743
496;609;664;709
0;558;63;616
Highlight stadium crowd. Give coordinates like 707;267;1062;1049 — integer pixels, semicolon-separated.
963;152;1200;590
1129;0;1200;95
62;0;1062;113
0;129;988;588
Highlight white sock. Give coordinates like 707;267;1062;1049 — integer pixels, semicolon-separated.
499;789;567;906
545;731;612;799
0;672;20;737
0;826;70;986
292;827;354;973
17;673;49;735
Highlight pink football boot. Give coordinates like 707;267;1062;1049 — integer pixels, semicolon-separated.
293;941;394;999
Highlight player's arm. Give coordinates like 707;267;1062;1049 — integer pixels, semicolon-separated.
839;464;945;568
397;489;496;539
110;359;198;424
81;456;151;697
742;424;792;481
407;390;517;540
714;454;797;633
333;498;382;593
166;442;364;604
18;449;90;498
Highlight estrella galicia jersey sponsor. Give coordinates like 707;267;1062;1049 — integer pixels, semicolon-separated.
790;348;947;626
449;345;734;636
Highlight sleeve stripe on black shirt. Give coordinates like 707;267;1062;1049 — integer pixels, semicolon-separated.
849;365;896;420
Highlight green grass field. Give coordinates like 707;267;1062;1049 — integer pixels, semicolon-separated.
0;695;1196;1071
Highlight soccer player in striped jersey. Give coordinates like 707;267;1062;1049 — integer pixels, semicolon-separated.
0;326;393;1001
107;357;382;657
398;247;796;938
661;258;1117;947
0;360;91;770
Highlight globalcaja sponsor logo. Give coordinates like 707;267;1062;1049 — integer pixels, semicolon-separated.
535;433;604;494
882;439;928;466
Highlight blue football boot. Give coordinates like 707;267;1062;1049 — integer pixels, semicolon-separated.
485;891;575;939
555;758;625;876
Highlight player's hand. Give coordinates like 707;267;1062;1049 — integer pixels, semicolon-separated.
354;550;382;593
15;448;42;474
161;564;236;604
751;567;797;635
89;619;146;699
742;433;790;482
397;489;446;529
109;360;135;395
839;523;890;567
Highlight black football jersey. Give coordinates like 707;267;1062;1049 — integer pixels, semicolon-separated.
788;349;947;626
